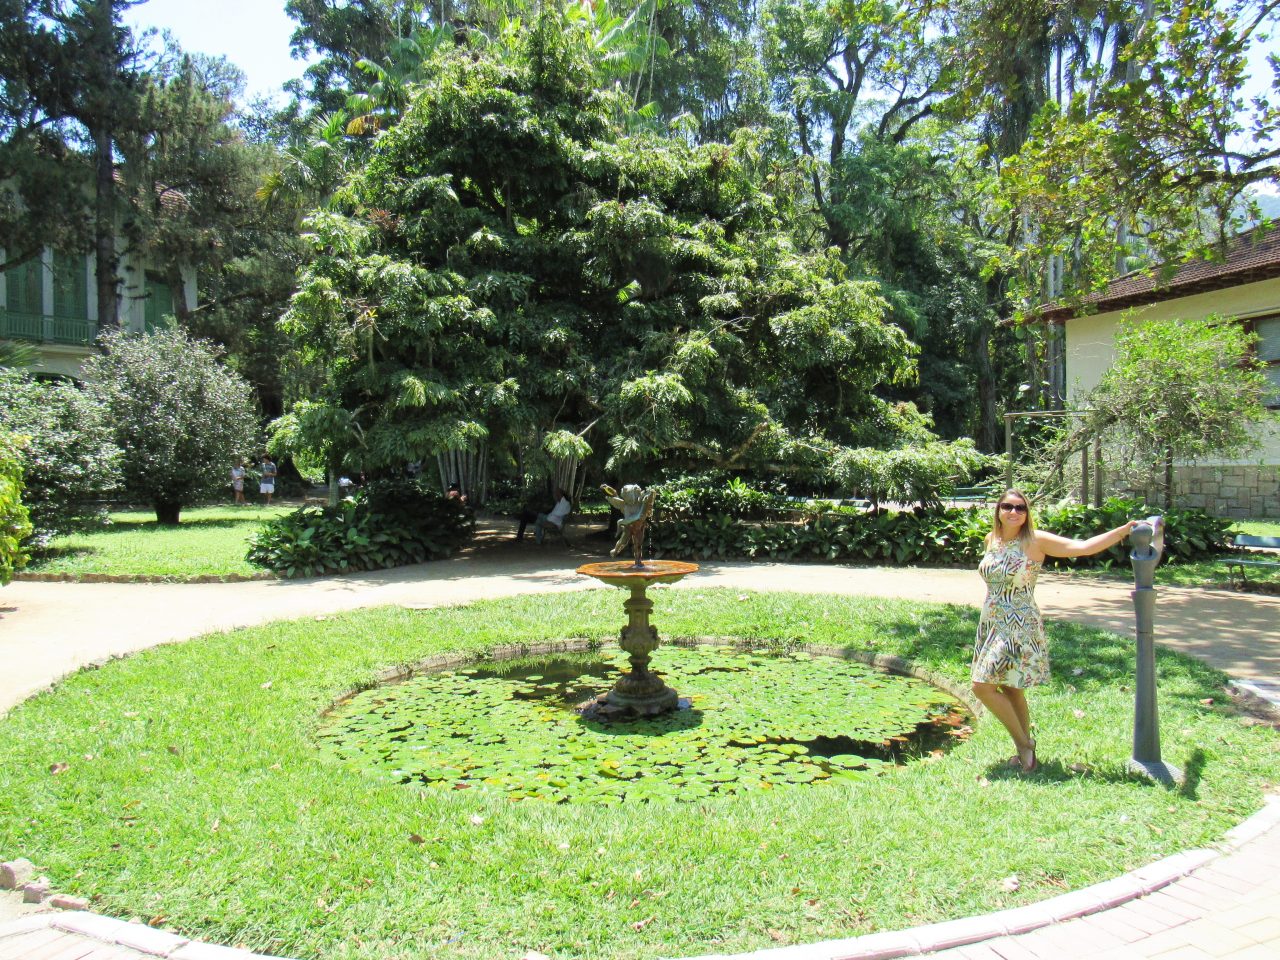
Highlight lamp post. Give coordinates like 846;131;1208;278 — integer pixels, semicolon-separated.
1128;516;1184;786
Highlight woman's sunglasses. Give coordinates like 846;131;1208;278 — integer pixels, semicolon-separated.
998;503;1028;514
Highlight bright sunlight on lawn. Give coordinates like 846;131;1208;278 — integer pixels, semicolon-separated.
26;505;294;578
1;589;1275;960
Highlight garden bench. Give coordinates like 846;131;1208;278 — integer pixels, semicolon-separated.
540;512;577;549
1216;535;1280;587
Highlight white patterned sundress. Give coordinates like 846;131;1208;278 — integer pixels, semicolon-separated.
971;538;1049;688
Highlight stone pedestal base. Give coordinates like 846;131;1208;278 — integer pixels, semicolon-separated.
1127;757;1185;787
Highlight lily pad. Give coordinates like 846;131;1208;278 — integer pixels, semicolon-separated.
318;644;969;805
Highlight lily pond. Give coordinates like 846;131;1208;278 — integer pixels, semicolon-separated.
318;644;971;803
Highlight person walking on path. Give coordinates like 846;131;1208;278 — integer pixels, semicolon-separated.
230;459;246;505
259;454;278;506
971;488;1136;773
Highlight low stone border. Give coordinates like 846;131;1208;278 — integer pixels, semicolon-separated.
0;911;297;960
14;571;275;584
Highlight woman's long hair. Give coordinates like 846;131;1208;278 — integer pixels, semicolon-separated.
986;489;1037;550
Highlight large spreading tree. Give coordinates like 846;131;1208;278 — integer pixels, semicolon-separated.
280;22;986;492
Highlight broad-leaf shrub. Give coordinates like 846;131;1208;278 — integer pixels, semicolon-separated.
650;499;1230;568
1037;497;1233;569
651;508;990;564
85;329;258;525
247;478;474;578
652;474;788;520
0;373;121;539
830;440;999;507
0;432;32;584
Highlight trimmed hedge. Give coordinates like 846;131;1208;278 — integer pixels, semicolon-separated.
651;508;988;564
650;497;1233;568
247;478;474;578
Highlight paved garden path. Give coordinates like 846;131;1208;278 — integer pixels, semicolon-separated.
2;524;1278;958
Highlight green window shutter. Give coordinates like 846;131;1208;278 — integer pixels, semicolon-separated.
53;251;88;319
5;257;43;315
145;275;174;330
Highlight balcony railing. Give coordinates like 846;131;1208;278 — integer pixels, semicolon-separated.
0;309;96;346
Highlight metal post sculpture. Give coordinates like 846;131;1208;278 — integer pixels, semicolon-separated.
1128;516;1184;786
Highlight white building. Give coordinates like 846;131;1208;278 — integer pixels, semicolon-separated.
1039;227;1280;518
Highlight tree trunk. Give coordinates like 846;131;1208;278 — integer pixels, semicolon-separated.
93;116;118;329
88;0;120;331
974;321;1000;452
154;500;181;525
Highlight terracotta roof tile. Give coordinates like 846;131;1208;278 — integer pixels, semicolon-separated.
1038;225;1280;322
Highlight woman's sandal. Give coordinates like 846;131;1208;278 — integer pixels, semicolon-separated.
1006;739;1036;769
1018;745;1039;774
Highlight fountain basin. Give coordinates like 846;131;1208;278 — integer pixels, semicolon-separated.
575;559;699;588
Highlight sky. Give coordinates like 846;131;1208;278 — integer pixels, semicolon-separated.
122;0;309;104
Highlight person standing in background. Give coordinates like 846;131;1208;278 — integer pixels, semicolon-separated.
260;454;278;506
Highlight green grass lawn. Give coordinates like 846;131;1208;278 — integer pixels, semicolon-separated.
26;505;294;578
0;589;1275;960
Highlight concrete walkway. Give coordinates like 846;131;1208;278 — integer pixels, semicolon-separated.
2;527;1278;959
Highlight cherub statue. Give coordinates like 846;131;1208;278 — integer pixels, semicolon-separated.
602;483;657;567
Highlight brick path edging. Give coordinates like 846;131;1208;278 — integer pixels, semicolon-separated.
676;794;1280;960
0;910;297;960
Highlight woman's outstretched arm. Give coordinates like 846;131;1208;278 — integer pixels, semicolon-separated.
1036;521;1137;559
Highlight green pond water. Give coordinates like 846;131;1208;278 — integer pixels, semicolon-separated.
318;645;971;804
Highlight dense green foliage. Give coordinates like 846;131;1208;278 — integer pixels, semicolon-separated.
9;2;1275;525
281;29;985;493
0;430;31;583
653;474;789;521
0;372;120;538
247;478;474;578
649;493;1232;568
84;329;258;525
1038;498;1235;570
651;506;989;564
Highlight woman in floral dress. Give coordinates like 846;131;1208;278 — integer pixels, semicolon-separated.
972;490;1136;773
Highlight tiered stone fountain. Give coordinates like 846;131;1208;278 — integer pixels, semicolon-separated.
575;483;698;716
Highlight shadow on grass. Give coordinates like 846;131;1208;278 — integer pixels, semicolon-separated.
983;750;1208;794
29;545;101;563
103;516;268;532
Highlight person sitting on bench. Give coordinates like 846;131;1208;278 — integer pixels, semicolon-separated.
516;488;571;543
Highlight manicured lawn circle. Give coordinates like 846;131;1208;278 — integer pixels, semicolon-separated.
318;645;972;804
0;589;1277;960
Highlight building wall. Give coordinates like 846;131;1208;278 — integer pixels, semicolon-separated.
1063;275;1280;518
2;244;196;379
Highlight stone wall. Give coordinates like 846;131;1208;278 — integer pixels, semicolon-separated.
1172;464;1280;519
